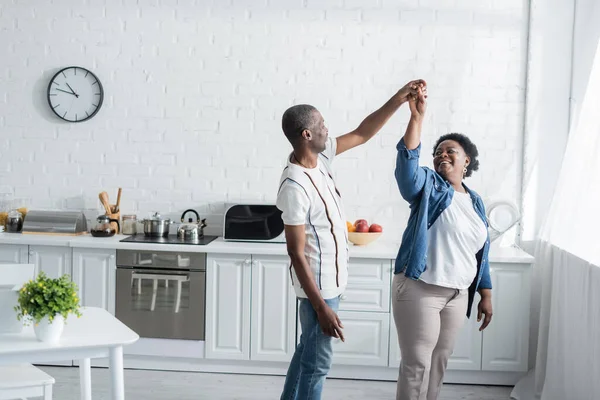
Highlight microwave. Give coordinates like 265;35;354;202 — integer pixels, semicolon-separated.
223;204;286;243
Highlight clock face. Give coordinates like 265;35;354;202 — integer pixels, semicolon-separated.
47;66;104;123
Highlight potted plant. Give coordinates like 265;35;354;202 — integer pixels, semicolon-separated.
14;271;82;344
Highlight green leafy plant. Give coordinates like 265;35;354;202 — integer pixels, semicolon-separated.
14;271;82;326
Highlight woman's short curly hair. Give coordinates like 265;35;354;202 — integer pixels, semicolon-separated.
432;133;480;178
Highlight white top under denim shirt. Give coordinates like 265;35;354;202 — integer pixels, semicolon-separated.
420;191;488;289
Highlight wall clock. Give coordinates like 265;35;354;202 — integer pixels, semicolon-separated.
47;66;104;123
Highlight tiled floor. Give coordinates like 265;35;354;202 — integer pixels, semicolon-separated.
39;366;513;400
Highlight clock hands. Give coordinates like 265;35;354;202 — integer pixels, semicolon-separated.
65;83;79;98
56;88;78;97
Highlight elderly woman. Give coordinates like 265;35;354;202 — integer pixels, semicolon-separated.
392;84;493;400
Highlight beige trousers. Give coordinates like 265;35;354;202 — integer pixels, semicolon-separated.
392;273;468;400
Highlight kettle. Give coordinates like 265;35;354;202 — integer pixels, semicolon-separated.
178;209;207;241
91;215;120;238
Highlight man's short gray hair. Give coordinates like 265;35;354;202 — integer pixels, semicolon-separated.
281;104;318;144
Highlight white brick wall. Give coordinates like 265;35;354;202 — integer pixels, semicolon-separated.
0;0;528;240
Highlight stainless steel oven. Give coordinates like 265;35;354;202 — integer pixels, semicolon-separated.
115;249;206;340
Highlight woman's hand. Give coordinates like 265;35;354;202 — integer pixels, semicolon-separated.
408;84;427;120
397;79;427;103
477;292;493;331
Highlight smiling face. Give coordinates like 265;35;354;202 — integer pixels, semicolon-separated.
433;140;470;182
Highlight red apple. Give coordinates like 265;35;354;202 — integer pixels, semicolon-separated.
354;219;368;228
355;221;369;233
369;223;383;233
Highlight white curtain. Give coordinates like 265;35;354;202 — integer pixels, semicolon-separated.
511;40;600;400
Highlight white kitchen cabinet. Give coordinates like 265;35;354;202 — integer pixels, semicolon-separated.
388;314;401;368
482;263;531;372
250;255;296;362
205;253;252;360
29;245;72;279
72;248;116;315
0;244;29;264
447;300;482;371
332;311;390;367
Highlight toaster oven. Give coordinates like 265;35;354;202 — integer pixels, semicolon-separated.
223;204;285;243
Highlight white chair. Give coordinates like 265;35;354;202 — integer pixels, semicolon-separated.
0;364;54;400
0;265;55;400
0;264;35;334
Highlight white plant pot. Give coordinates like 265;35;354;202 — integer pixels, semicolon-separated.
33;314;65;344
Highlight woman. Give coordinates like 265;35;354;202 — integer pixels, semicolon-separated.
392;84;493;400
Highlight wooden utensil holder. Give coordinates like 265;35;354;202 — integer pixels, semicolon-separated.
107;206;120;234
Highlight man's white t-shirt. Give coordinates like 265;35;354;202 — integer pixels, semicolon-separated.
276;137;349;300
420;190;488;289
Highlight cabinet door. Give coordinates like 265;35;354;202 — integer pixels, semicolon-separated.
482;263;531;372
72;248;116;314
447;294;482;371
332;311;390;367
205;254;251;360
250;255;296;362
29;246;72;279
388;313;401;368
0;244;29;264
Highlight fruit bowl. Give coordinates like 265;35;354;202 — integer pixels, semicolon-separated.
347;232;382;246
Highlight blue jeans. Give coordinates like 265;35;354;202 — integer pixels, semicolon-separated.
280;296;340;400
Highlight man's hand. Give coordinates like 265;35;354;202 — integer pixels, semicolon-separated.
477;293;493;331
397;79;427;104
335;78;428;156
408;84;427;120
316;304;345;342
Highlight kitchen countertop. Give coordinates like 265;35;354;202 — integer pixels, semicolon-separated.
0;233;535;263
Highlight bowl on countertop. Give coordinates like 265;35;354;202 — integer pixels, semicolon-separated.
347;232;382;246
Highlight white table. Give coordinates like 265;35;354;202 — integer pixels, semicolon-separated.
0;307;139;400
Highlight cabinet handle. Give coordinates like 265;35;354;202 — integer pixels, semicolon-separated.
110;254;115;259
340;294;347;301
244;259;251;267
28;251;34;256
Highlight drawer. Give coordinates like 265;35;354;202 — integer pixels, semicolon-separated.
340;258;391;312
297;310;391;367
347;258;392;287
339;286;390;312
332;311;390;366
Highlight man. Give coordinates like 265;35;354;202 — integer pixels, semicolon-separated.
276;79;427;400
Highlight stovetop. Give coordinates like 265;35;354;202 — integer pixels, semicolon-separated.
120;234;218;246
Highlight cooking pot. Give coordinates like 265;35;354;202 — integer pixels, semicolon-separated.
140;212;173;237
177;209;207;241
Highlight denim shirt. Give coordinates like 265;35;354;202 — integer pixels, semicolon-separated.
394;138;492;318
